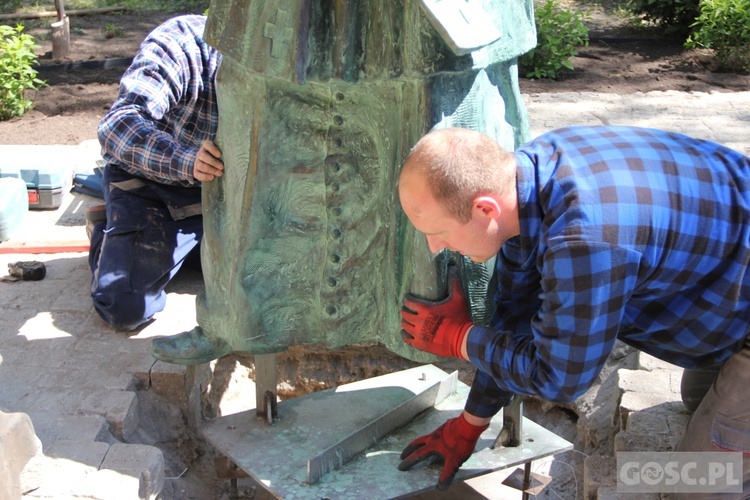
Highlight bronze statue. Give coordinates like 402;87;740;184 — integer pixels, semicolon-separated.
151;0;536;364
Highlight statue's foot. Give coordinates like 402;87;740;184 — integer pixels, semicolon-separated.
151;326;232;365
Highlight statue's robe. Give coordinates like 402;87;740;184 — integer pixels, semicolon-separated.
194;0;536;359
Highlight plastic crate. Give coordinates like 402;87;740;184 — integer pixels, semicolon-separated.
0;177;29;241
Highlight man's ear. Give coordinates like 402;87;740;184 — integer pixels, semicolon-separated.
473;195;501;219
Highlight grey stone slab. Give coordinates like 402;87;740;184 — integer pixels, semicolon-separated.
79;390;139;441
19;453;98;499
584;455;617;500
45;439;110;467
24;414;112;448
100;442;164;500
597;485;661;499
75;469;144;500
0;410;42;500
51;290;94;313
618;368;672;394
9;388;88;416
626;411;670;434
637;353;680;372
149;359;186;383
620;392;681;431
614;431;674;454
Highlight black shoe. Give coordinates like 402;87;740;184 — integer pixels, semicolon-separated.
151;326;232;365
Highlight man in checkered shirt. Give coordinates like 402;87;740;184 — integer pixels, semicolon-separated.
398;125;750;496
89;15;223;331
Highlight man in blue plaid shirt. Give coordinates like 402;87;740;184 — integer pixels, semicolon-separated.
398;125;750;495
89;15;223;330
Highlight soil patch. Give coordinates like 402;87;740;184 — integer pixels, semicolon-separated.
1;6;748;145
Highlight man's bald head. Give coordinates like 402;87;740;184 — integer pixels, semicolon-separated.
400;128;516;223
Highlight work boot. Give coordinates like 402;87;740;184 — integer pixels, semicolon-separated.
85;204;106;241
151;326;232;365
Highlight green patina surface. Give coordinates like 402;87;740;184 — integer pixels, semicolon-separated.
190;0;535;360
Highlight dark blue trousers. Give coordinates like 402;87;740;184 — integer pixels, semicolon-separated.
88;166;203;330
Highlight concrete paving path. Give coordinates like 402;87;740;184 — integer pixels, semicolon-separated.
0;90;748;499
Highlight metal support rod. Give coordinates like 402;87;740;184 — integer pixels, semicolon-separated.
492;394;523;449
522;461;532;500
185;365;203;432
254;353;278;423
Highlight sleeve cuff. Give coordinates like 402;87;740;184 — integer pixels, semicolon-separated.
172;145;199;181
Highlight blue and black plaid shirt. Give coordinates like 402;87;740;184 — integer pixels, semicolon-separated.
98;15;221;187
465;125;750;418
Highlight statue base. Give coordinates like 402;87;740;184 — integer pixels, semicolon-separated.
201;365;573;498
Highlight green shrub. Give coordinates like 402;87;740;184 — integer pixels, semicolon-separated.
625;0;701;38
0;24;45;121
686;0;750;72
520;0;589;80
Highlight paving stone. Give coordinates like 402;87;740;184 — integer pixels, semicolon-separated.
149;361;187;397
637;353;680;373
584;455;617;500
79;390;139;441
626;411;670;434
20;453;98;498
45;439;110;468
615;431;674;453
22;414;111;450
666;410;690;437
75;469;143;499
618;368;682;430
100;442;164;499
597;485;660;499
618;368;672;395
0;410;42;500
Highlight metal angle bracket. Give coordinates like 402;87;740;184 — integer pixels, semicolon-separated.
306;369;459;485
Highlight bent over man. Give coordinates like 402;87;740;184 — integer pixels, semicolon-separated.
89;15;223;330
398;126;750;497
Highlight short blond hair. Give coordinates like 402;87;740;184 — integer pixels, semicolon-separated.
402;128;516;222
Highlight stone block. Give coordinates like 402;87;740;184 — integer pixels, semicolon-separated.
100;443;164;500
668;370;683;395
148;361;186;396
597;485;660;499
77;469;142;499
584;455;617;500
20;453;96;498
618;369;682;429
620;392;666;430
0;410;42;500
637;352;680;373
24;413;111;448
667;409;690;446
615;431;673;453
45;439;110;468
79;390;139;441
626;411;670;434
618;368;671;395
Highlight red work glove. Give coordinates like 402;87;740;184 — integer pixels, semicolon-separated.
400;268;473;358
398;413;489;490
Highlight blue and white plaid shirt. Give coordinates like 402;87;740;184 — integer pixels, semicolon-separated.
465;125;750;417
98;15;221;187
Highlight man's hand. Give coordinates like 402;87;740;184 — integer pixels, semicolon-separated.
193;140;224;182
398;412;489;490
400;268;473;358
